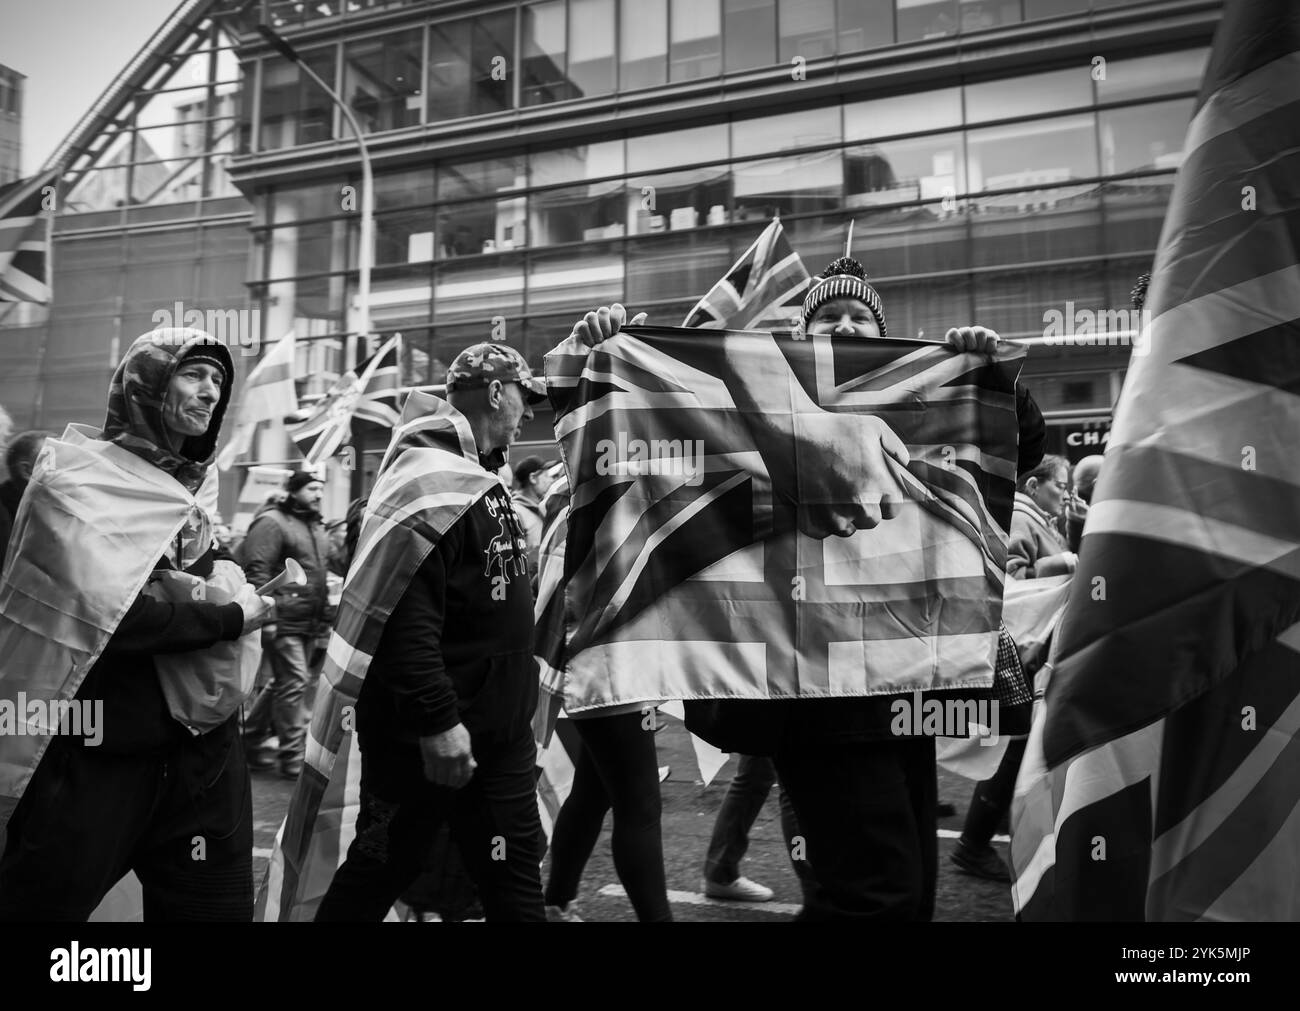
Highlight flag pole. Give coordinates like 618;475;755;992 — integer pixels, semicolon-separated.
844;219;854;258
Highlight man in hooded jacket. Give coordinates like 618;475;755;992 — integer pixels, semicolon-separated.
0;328;274;921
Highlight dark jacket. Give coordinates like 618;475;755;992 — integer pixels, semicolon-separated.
0;478;20;570
357;442;538;748
239;499;332;638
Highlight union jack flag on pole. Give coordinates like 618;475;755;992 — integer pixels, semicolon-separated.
1011;0;1300;921
681;218;810;331
0;170;57;304
289;334;402;466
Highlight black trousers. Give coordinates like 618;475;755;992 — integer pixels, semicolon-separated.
774;726;937;921
0;722;253;921
315;728;545;922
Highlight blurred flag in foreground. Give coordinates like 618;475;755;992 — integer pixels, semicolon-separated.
1012;0;1300;921
216;330;297;470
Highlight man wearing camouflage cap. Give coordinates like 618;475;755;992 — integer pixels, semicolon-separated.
312;342;549;921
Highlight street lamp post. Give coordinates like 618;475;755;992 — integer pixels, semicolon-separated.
257;24;373;363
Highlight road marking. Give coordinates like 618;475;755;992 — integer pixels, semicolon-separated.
598;884;801;916
939;828;1010;844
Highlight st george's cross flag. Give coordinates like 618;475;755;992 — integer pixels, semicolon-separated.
1011;0;1300;921
680;218;811;331
541;325;1025;711
216;329;298;470
0;170;57;304
289;334;402;466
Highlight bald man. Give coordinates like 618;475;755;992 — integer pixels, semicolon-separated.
1066;455;1104;552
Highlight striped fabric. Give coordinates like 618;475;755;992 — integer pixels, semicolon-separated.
541;325;1025;711
262;392;498;921
1011;0;1300;921
216;330;298;471
289;335;402;466
0;171;56;304
681;219;811;331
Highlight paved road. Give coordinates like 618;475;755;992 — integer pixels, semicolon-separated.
251;720;1014;922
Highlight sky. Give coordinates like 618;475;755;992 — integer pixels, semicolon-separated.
0;0;183;174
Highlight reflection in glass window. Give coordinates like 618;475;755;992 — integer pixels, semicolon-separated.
733;106;840;158
969;185;1102;268
852;205;967;277
344;29;423;133
975;265;1107;343
530;140;624;187
528;243;625;311
845;132;966;206
733;150;840;220
438;156;526;200
274;183;346;224
428;12;514;123
569;0;617;98
837;0;894;53
436;197;528;258
375;209;437;265
779;0;836;62
958;0;1021;32
375;169;435;211
877;274;972;342
626;232;733;303
1099;99;1194;175
967;114;1098;191
1096;49;1209;104
530;181;626;245
627;124;728;171
670;0;722;81
724;0;776;73
260;50;338;149
897;0;958;43
965;68;1092;124
627;167;731;235
621;0;668;89
434;260;524;321
783;215;848;281
1102;177;1176;254
844;87;962;140
522;1;570;106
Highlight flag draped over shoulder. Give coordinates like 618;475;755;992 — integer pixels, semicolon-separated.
0;427;201;830
0;170;57;304
1012;0;1300;921
216;330;298;471
289;335;402;466
681;218;810;331
541;326;1024;712
262;392;498;921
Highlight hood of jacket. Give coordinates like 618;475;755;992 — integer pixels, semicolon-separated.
103;328;235;493
378;390;494;475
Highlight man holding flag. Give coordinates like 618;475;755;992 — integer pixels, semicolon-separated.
1012;0;1300;922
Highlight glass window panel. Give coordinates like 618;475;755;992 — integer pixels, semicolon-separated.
375;208;437;265
851;205;968;276
733;150;841;219
621;0;668;89
438;155;527;201
530;180;626;245
1023;0;1088;19
530;140;625;187
1099;98;1194;175
274;182;348;224
267;0;341;28
287;219;351;276
299;48;338;145
670;0;721;81
129;158;206;206
626;232;733;303
434;260;525;321
967;114;1098;190
436;196;528;257
375;168;435;211
368;266;434;327
968;184;1102;268
1096;49;1209;104
1102;176;1176;255
878;275;972;342
627;166;731;235
733;106;840;158
844;87;962;140
569;0;617;98
344;28;423;133
525;314;585;372
959;0;1021;32
428;12;514;123
627;124;728;171
258;56;297;151
965;68;1092;124
845;132;966;206
522;1;571;106
778;0;835;62
724;0;776;73
897;0;957;43
528;242;625;311
837;0;894;52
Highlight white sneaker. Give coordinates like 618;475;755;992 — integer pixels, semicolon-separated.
658;765;671;783
703;876;774;902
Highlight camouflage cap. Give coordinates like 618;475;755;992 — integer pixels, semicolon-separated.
445;342;547;405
